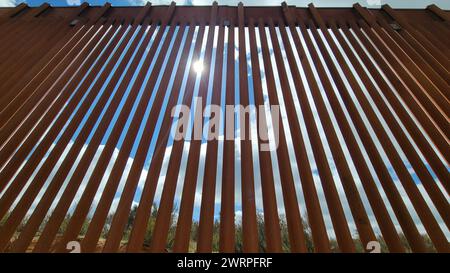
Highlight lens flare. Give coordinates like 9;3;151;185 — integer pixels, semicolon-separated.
193;60;204;74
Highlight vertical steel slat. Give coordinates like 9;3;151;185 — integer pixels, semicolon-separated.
0;15;29;44
0;7;70;67
80;13;180;253
294;10;429;252
378;16;450;86
0;19;107;150
171;7;220;254
339;20;450;194
50;21;161;252
0;2;85;62
366;13;450;94
0;8;69;89
1;18;123;251
196;18;225;253
0;16;33;49
286;11;357;253
0;17;88;114
423;18;450;49
103;19;189;253
280;4;333;252
125;23;197;253
297;8;382;249
307;5;449;253
0;2;27;27
27;18;150;253
358;6;450;106
32;16;154;253
0;3;54;48
427;4;450;22
0;3;32;36
0;16;79;95
7;18;134;253
320;18;404;246
0;3;111;128
358;20;450;142
0;19;60;74
355;5;450;119
283;4;403;252
260;17;318;253
0;19;112;217
246;18;283;253
0;18;117;251
237;3;259;253
171;3;220;253
0;3;51;57
0;14;87;127
149;22;207;253
0;24;89;113
0;4;97;109
219;18;236;253
413;22;450;59
0;19;73;90
327;20;450;228
296;28;384;240
0;17;115;177
382;4;450;70
426;19;450;43
337;19;449;251
142;21;203;250
0;3;45;38
0;19;112;207
345;20;442;252
319;11;449;229
349;19;449;170
52;8;174;253
265;17;327;253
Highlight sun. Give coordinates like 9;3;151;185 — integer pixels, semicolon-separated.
193;60;204;74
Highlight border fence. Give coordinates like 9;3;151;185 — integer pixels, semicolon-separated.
0;2;448;253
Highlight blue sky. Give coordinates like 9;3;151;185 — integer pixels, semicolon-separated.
1;0;450;8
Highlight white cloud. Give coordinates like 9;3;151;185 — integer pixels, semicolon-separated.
66;0;81;6
0;0;18;8
126;0;173;5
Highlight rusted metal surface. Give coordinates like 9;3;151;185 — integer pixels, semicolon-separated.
0;2;448;253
